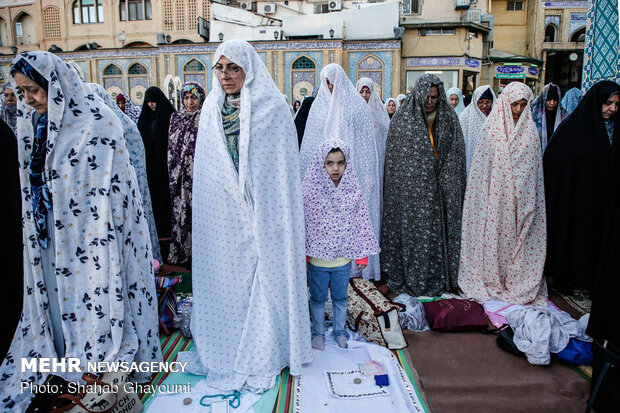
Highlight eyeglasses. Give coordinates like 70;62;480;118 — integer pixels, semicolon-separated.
214;65;242;78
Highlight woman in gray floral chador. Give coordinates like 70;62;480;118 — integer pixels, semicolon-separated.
381;74;466;297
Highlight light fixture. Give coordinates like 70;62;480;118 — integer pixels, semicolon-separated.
329;28;334;39
165;34;172;44
218;32;224;42
118;31;126;45
11;46;17;54
274;30;279;40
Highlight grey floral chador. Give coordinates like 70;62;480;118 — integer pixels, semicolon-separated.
381;74;466;297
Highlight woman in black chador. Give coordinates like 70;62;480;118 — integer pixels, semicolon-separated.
137;87;176;241
543;80;620;293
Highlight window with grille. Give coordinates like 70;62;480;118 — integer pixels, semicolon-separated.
202;0;211;20
163;0;173;30
128;63;147;74
507;1;524;11
104;64;122;75
176;1;186;31
292;56;316;69
188;0;198;30
44;7;61;38
72;0;104;24
119;0;152;21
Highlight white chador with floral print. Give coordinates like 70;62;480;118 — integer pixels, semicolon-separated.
88;82;162;264
0;52;161;410
180;40;312;392
300;64;382;281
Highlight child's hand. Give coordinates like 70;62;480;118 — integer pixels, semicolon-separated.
357;263;367;271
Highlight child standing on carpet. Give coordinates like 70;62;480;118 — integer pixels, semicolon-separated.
303;139;380;350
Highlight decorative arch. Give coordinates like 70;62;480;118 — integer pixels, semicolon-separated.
171;39;194;44
128;62;148;75
123;41;154;48
570;27;586;42
102;63;124;95
127;61;149;105
357;54;385;99
0;17;9;47
182;58;206;87
14;11;36;45
290;55;317;103
544;24;558;42
43;6;62;39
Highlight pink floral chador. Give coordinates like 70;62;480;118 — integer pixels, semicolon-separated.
458;82;548;306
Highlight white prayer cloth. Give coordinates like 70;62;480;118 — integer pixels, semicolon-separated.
458;85;496;175
294;334;427;412
183;39;312;393
1;52;161;410
87;83;162;263
299;64;382;281
458;81;548;306
356;77;390;177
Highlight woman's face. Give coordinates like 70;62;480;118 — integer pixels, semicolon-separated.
425;86;439;114
387;100;396;114
601;94;620;120
117;100;126;112
4;87;16;106
477;98;493;114
294;101;300;111
13;72;48;114
183;91;200;113
510;98;528;122
359;86;371;103
215;55;245;95
327;79;334;93
449;94;459;108
147;101;157;111
545;98;558;112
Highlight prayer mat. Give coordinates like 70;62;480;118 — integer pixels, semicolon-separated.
140;330;195;404
559;289;591;315
270;348;429;413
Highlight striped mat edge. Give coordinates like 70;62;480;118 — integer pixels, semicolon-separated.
140;331;194;404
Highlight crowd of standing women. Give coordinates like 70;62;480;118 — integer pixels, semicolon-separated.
0;40;618;410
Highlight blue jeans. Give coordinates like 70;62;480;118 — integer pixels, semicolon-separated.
308;262;351;338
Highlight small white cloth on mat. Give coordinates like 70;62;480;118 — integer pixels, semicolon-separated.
294;333;426;412
323;370;390;399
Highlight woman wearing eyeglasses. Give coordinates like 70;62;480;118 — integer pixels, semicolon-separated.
180;39;312;392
